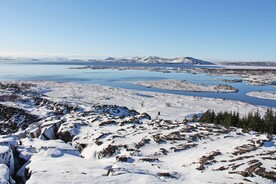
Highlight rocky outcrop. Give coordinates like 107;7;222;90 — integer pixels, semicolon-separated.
0;142;14;174
0;142;15;184
33;97;79;115
0;82;275;184
197;151;221;171
232;144;258;155
0;104;39;135
98;145;119;159
93;105;139;117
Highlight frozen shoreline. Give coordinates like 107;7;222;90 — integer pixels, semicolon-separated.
247;91;276;101
129;79;238;93
41;81;267;120
197;67;276;86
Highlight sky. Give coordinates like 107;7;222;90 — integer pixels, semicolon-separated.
0;0;276;61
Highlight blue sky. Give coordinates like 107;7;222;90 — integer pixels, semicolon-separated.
0;0;275;61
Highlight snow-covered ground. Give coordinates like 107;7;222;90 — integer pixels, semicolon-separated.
20;121;276;184
220;65;276;70
247;91;276;101
41;81;269;120
197;68;276;86
130;79;238;93
0;81;275;184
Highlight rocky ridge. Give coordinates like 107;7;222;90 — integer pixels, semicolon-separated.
89;56;214;65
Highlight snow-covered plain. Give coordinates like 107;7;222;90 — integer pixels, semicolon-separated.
0;81;275;184
247;91;276;101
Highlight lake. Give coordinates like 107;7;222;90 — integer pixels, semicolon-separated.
0;60;275;108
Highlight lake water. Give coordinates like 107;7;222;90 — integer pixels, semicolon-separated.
0;60;275;108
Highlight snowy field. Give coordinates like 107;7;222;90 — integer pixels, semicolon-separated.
0;81;275;184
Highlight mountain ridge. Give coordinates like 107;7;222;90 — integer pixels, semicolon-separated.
89;56;215;65
0;56;214;65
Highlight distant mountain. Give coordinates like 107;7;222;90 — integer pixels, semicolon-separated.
0;56;83;62
89;56;215;65
0;57;13;61
0;55;215;65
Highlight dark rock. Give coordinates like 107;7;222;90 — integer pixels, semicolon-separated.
255;167;276;181
162;131;186;141
0;104;39;135
139;158;159;162
99;120;117;126
139;112;151;120
232;144;257;156
245;162;263;175
158;172;177;178
197;151;221;171
231;163;245;170
116;155;133;163
135;138;151;149
229;156;254;162
98;145;119;159
171;144;197;152
214;166;229;171
159;148;169;155
58;130;73;143
120;117;141;126
247;159;259;165
152;134;165;144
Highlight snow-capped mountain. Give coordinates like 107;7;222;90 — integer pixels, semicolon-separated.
90;56;214;65
0;56;214;65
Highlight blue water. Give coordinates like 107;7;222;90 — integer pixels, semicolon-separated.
0;60;275;107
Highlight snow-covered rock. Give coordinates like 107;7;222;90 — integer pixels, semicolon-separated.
0;142;14;175
0;164;14;184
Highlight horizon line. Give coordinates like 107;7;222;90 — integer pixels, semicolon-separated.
0;54;276;63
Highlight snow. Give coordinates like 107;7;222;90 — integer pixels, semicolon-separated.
43;81;269;120
197;67;276;86
0;81;275;184
0;144;10;155
247;91;276;101
23;119;276;184
21;138;80;156
220;64;276;70
0;142;14;175
26;150;162;184
0;164;11;184
130;79;238;93
90;56;214;65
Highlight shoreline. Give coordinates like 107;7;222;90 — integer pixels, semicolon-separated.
129;79;239;93
247;91;276;101
33;80;269;120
